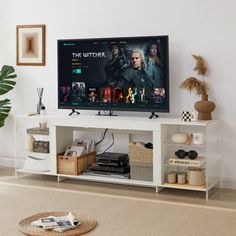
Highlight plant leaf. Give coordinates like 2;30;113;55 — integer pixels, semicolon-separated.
0;65;17;96
0;99;11;128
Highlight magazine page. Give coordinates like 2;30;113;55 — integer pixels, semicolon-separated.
31;212;81;232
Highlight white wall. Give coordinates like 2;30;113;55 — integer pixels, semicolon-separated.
1;0;236;188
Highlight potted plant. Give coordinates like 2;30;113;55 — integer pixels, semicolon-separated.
180;55;215;120
0;65;17;128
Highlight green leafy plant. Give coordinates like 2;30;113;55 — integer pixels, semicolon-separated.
0;65;17;128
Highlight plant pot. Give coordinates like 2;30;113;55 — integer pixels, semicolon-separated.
194;94;215;120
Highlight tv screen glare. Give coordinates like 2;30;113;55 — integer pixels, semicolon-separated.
58;35;169;113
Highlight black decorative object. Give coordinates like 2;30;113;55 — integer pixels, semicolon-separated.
175;149;198;160
181;111;196;122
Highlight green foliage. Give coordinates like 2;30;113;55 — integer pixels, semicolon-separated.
0;65;17;128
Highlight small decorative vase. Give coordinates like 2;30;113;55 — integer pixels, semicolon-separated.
37;98;44;114
37;88;44;114
194;94;215;120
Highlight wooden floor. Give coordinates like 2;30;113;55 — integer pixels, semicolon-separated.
1;166;236;210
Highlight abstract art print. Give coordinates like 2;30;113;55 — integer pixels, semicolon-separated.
16;25;46;66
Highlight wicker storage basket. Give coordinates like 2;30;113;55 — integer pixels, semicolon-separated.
57;152;96;175
129;142;153;163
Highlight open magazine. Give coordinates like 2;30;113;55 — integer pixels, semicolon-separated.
31;212;81;232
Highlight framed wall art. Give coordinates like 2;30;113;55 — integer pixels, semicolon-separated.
16;24;46;66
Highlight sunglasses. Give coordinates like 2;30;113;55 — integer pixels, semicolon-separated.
175;149;198;160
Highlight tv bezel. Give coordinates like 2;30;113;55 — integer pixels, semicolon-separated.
57;35;169;113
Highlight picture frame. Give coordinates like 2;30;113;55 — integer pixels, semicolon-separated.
16;24;46;66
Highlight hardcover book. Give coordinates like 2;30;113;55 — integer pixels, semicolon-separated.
168;156;205;167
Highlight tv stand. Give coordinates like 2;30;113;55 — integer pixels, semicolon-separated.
96;110;118;116
14;115;221;200
68;109;80;116
149;112;159;119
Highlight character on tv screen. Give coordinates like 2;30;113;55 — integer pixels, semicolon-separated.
71;82;86;102
113;88;123;103
140;88;146;103
101;87;111;103
126;87;132;104
117;49;153;102
125;87;138;104
59;86;71;103
131;87;138;104
153;88;165;103
105;44;129;88
145;41;163;88
87;87;98;103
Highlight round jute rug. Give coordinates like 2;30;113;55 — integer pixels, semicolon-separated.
18;212;97;236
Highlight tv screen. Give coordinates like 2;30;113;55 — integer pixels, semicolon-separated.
58;35;169;113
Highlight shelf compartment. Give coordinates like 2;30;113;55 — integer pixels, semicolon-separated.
57;173;155;187
16;168;52;175
161;182;206;191
162;142;206;148
27;152;50;159
26;127;49;135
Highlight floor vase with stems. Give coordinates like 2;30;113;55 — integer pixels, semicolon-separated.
194;94;215;120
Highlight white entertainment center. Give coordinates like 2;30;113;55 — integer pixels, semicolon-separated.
14;114;221;200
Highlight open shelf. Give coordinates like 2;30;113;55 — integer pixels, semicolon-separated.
57;173;155;187
161;182;206;191
16;168;52;175
27;152;50;159
162;141;206;148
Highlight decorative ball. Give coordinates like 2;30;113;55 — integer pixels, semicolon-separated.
171;133;190;144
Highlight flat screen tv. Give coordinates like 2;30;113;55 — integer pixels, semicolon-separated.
57;35;169;114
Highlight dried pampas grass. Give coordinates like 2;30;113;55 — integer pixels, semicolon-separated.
192;55;207;75
180;54;209;96
180;77;208;95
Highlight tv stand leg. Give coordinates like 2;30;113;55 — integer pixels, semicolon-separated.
149;112;159;119
68;109;80;116
57;176;67;182
108;110;118;116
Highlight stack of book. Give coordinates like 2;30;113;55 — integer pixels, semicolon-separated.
168;156;205;167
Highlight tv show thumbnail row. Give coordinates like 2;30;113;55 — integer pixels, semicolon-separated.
59;82;165;105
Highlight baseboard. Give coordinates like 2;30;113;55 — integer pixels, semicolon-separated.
221;177;236;190
0;157;15;167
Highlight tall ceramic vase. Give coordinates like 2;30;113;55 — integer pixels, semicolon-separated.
194;94;215;120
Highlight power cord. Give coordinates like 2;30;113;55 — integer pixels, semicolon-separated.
102;133;114;153
95;128;108;146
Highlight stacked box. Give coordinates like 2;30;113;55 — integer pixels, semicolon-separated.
129;143;153;181
130;161;153;181
57;152;96;175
